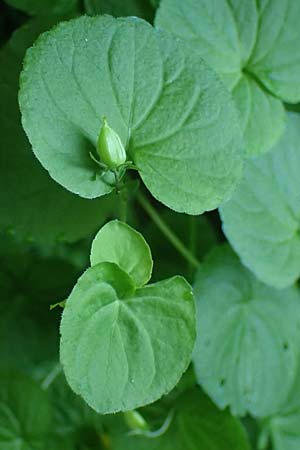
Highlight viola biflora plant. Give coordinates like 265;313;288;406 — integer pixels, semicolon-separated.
1;0;300;449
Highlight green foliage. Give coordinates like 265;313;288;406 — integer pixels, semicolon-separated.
112;388;250;450
156;0;300;155
220;113;300;288
61;222;195;413
193;245;300;417
0;371;52;449
2;1;300;449
19;15;244;214
90;220;153;287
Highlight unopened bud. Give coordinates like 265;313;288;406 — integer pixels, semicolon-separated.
97;118;126;169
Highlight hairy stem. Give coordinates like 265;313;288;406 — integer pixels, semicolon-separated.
137;192;200;270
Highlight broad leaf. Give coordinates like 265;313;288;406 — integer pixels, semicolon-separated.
90;220;153;287
0;19;116;244
84;0;154;21
60;262;195;413
4;0;77;15
0;371;52;450
193;245;300;417
19;15;244;214
112;388;250;450
220;113;300;288
156;0;300;155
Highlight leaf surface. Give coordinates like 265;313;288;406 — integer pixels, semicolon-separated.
220;113;300;288
90;220;153;287
19;15;244;214
156;0;300;155
60;262;195;413
193;245;300;417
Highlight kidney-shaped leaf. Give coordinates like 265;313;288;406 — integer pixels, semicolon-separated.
19;15;244;214
60;262;195;414
220;113;300;289
193;245;300;417
90;220;153;287
0;371;52;450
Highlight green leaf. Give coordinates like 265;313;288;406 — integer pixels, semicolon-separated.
4;0;78;15
232;75;285;155
193;245;300;417
156;0;300;155
157;0;257;89
60;262;195;413
247;0;300;102
112;388;250;450
0;19;117;244
0;371;52;450
220;112;300;288
90;220;153;287
19;15;244;215
84;0;154;21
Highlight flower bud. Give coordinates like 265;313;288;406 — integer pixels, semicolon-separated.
97;118;126;169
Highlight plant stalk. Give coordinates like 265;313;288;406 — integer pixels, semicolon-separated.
137;192;200;270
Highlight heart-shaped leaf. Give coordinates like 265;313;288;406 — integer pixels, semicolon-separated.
19;15;244;214
60;262;195;413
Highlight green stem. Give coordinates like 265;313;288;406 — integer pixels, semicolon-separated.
137;192;200;270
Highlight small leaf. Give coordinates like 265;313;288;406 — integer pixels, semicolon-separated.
60;262;195;413
0;371;52;450
19;15;244;214
220;112;300;288
193;245;300;417
90;220;153;287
